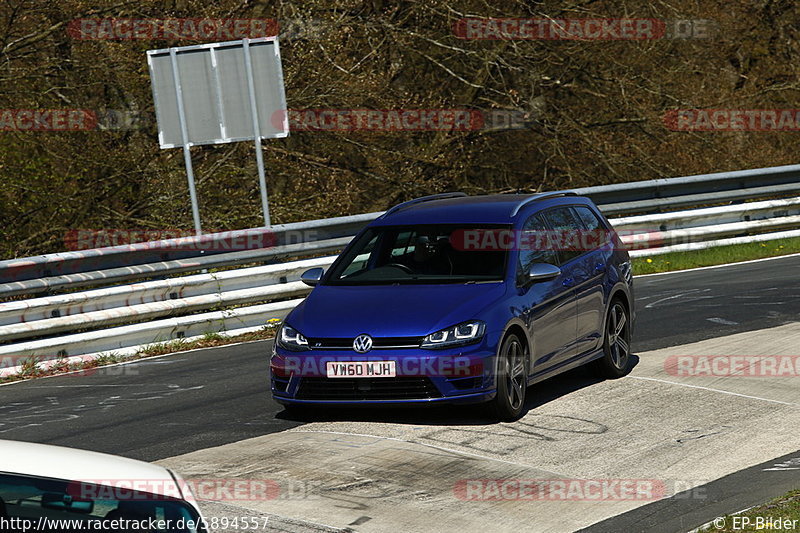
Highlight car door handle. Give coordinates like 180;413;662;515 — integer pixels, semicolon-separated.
562;277;575;288
595;263;606;273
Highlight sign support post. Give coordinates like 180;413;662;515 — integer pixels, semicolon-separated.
242;38;271;226
169;48;203;235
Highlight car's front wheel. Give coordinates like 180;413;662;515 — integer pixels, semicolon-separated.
491;333;528;421
591;299;631;379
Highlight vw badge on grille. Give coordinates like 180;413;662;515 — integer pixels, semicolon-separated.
353;334;373;353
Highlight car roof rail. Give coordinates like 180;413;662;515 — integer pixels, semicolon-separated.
510;191;579;217
380;192;469;218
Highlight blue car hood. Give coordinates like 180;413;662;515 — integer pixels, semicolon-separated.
286;283;508;338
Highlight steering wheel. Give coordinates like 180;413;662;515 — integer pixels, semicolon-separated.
385;263;414;273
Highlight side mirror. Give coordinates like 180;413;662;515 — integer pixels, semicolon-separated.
300;267;324;287
528;263;561;282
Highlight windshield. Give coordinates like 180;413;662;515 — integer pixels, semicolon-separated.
326;224;509;285
0;472;205;533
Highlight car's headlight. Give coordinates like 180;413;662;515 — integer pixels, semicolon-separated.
421;320;486;349
278;324;309;351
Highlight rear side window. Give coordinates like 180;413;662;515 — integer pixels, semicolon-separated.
573;205;610;249
541;207;584;264
573;206;603;231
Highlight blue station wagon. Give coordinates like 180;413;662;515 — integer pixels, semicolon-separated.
270;192;635;420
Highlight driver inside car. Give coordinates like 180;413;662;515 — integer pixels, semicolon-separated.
411;234;452;275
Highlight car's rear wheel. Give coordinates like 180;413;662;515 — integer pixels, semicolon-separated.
591;299;631;379
491;333;528;421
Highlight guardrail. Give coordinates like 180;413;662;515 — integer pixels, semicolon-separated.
3;163;800;287
0;216;376;287
577;163;800;213
0;238;351;299
1;164;799;372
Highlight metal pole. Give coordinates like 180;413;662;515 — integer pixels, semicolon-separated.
169;48;203;236
242;38;271;227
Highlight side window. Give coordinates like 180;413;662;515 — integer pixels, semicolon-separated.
517;213;558;284
573;205;610;250
541;207;584;264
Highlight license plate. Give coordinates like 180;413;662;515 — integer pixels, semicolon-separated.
326;361;396;378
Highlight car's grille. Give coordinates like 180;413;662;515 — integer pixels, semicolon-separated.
306;336;424;350
296;377;441;401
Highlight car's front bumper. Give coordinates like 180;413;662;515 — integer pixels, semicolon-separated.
270;343;498;406
273;390;497;406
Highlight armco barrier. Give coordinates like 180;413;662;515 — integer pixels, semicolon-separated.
0;257;333;326
2;163;799;286
0;298;302;360
0;213;377;285
0;238;350;298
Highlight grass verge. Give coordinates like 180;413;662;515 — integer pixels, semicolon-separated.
632;236;800;275
706;489;799;532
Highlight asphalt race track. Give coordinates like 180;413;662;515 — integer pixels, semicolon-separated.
2;253;800;532
633;254;800;351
